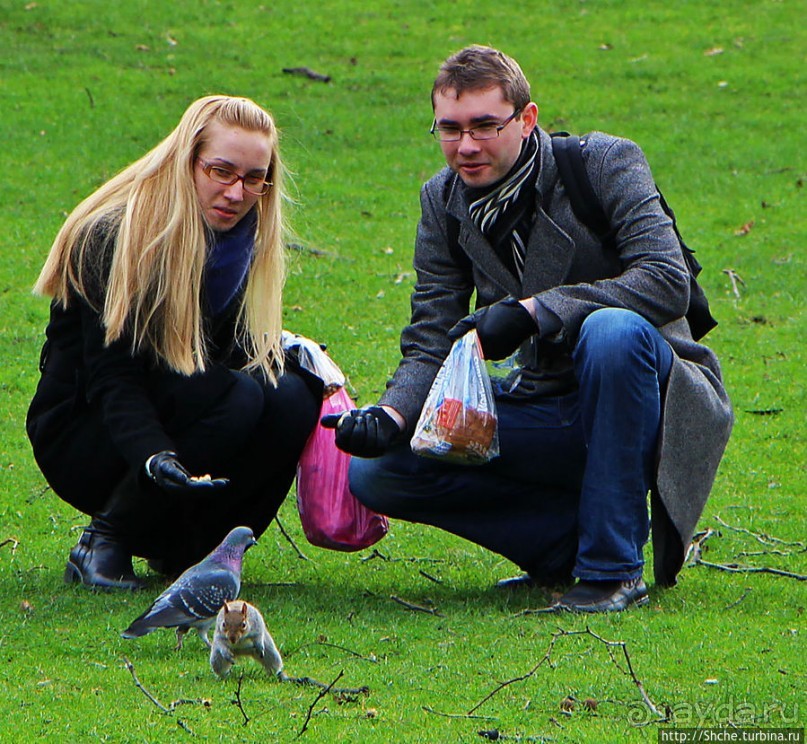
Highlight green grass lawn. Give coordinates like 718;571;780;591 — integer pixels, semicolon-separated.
0;1;804;741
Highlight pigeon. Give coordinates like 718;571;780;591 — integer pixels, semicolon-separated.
121;526;257;649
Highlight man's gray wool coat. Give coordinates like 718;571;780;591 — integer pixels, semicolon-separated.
378;126;733;586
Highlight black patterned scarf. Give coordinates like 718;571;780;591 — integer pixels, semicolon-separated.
467;131;540;279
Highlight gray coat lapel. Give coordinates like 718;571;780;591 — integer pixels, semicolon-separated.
522;129;576;296
521;210;576;296
446;177;521;296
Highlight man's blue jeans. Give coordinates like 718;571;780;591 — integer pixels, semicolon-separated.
349;308;674;582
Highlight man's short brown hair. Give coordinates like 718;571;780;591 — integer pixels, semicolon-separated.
431;45;531;110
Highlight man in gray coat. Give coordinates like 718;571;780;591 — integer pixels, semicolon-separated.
323;45;733;612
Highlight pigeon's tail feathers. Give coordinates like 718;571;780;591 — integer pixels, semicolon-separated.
121;616;156;639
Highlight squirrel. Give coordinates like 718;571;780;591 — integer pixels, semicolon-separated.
209;600;283;679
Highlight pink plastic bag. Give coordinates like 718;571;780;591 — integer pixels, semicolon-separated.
296;386;389;551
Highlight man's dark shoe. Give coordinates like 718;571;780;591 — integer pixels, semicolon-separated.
554;577;648;613
64;521;144;590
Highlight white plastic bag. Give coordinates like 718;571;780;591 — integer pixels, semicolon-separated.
281;331;345;396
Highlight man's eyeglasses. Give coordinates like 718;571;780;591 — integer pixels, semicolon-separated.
197;159;272;196
430;108;522;142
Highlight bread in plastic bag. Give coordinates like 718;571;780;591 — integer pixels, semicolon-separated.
410;330;499;464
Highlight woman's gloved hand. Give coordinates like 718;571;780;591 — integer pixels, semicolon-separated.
145;451;230;493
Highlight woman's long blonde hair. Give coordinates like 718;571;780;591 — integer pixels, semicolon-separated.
35;95;287;382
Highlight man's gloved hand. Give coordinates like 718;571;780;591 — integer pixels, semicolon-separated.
145;451;230;493
320;406;400;458
448;297;537;360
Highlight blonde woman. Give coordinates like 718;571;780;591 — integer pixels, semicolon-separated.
27;96;322;589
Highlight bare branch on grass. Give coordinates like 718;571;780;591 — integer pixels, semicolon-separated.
285;639;378;663
274;516;310;560
467;627;668;723
360;548;388;562
281;670;369;697
287;242;336;257
390;595;443;616
232;674;250;726
296;670;344;737
737;549;805;557
695;559;806;581
685;518;807;580
25;484;51;504
422;705;495;720
123;657;171;713
0;537;20;553
724;588;752;610
477;729;551;742
722;268;746;298
361;548;444;564
122;657;199;734
686;528;719;564
282;66;332;83
419;569;444;584
714;515;805;549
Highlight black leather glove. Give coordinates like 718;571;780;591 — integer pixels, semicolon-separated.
448;297;537;360
320;406;400;458
145;451;230;493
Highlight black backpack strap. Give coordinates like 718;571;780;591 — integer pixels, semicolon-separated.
551;132;612;240
552;131;717;340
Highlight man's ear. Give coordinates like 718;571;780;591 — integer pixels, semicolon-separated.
521;102;539;137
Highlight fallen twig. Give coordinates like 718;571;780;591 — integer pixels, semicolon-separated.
0;537;20;553
281;671;368;696
122;657;198;734
724;587;752;610
469;655;553;715
360;548;388;562
297;670;344;737
422;705;494;720
285;639;377;663
233;674;249;726
361;548;444;564
274;516;309;560
390;595;443;616
686;528;718;564
714;516;805;548
738;549;804;557
695;559;806;581
419;570;443;584
468;627;668;723
722;268;745;298
282;66;331;83
477;730;551;742
123;657;171;713
26;484;51;504
287;242;336;257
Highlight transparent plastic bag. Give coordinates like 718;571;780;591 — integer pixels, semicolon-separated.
410;330;500;464
286;332;389;551
281;330;345;396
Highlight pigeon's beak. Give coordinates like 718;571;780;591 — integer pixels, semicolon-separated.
247;537;257;551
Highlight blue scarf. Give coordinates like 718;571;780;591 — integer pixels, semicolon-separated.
204;209;257;317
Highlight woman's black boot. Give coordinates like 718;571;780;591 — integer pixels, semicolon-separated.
64;516;144;590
